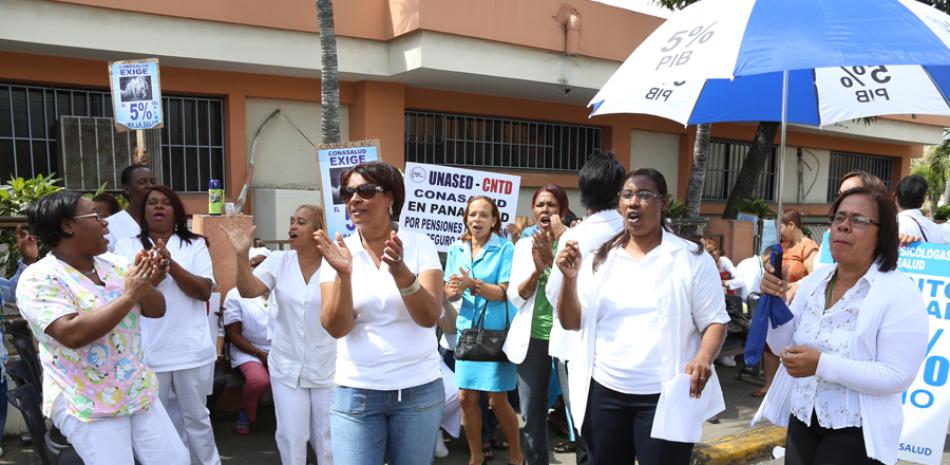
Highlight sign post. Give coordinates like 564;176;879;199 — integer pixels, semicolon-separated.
317;140;380;239
108;58;163;164
401;162;521;252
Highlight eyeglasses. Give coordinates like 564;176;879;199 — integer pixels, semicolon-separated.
830;211;880;228
73;212;105;222
620;189;664;202
341;183;385;202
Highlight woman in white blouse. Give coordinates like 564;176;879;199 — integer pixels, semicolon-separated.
756;187;929;465
316;161;445;465
555;168;728;465
114;185;220;465
222;247;273;435
223;205;336;465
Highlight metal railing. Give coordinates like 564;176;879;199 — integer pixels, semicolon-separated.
826;151;896;201
405;110;603;172
702;139;777;202
0;83;225;192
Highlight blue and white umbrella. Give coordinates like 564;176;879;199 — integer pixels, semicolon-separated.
590;0;950;125
589;0;950;227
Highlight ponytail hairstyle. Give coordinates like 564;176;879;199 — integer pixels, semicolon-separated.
591;168;698;272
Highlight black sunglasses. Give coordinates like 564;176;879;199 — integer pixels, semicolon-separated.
341;183;385;202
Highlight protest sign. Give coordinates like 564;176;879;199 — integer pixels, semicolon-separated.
819;243;950;465
401;162;521;252
317;140;379;239
108;58;163;131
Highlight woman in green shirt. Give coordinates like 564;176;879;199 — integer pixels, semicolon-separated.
504;184;569;465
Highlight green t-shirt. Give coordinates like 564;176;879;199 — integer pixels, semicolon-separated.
530;263;554;340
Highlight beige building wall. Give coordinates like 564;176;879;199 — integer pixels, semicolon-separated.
778;147;833;205
630;129;679;199
245;98;349;190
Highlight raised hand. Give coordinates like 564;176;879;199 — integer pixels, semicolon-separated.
124;251;155;301
549;214;567;241
555;240;581;278
531;230;554;272
381;231;407;274
15;224;39;264
457;267;476;292
219;219;255;258
314;230;352;276
148;238;171;286
446;273;463;300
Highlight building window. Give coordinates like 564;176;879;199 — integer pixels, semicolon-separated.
826;151;895;202
405;110;603;172
703;139;777;201
0;82;225;192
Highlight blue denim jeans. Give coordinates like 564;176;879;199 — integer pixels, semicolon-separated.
331;379;445;465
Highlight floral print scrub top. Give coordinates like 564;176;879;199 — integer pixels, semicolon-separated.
16;253;158;421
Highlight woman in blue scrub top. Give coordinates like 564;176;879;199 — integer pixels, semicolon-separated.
445;195;523;465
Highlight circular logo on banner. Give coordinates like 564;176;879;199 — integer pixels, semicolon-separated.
409;166;427;184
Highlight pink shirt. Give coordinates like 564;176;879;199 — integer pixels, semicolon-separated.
16;253;158;421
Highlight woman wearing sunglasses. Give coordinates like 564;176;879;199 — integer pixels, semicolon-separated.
223;204;336;465
316;161;445;465
755;187;928;465
555;169;728;465
17;191;188;465
114;185;221;465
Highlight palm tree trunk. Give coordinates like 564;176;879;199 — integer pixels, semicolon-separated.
722;122;780;219
684;123;712;217
317;0;341;144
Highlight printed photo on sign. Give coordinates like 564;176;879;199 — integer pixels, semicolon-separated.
119;76;152;102
317;142;380;239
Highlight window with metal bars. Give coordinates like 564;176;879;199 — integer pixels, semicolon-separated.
404;110;603;172
826;151;895;202
0;82;225;192
702;139;777;201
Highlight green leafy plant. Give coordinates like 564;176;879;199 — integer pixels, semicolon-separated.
667;198;689;218
935;204;950;222
737;197;775;219
0;173;63;275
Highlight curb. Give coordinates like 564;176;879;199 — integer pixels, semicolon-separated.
691;425;787;465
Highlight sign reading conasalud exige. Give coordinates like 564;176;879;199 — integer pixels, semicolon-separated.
108;58;163;132
402;162;520;253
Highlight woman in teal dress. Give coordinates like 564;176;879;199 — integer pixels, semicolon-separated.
445;195;523;465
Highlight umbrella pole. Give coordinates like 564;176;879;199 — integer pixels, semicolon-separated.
775;70;789;239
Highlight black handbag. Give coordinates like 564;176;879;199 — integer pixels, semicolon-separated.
455;300;511;362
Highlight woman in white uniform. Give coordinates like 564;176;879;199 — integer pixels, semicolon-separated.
223;205;336;465
114;185;220;465
555;168;729;465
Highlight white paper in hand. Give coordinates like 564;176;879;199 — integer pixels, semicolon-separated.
650;373;710;443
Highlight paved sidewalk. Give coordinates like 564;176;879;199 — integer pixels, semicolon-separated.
0;364;789;465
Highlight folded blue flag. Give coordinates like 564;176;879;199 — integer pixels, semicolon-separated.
743;245;795;366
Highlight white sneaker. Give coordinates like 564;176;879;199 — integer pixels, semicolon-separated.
718;355;737;367
435;431;449;458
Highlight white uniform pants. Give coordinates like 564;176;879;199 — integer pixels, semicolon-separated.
51;394;189;465
271;379;334;465
157;363;221;465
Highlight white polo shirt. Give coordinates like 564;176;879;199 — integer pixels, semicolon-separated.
105;210;140;252
115;235;217;372
222;288;272;369
319;229;443;391
254;250;336;389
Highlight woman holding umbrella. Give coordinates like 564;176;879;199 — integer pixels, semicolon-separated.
756;186;928;465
